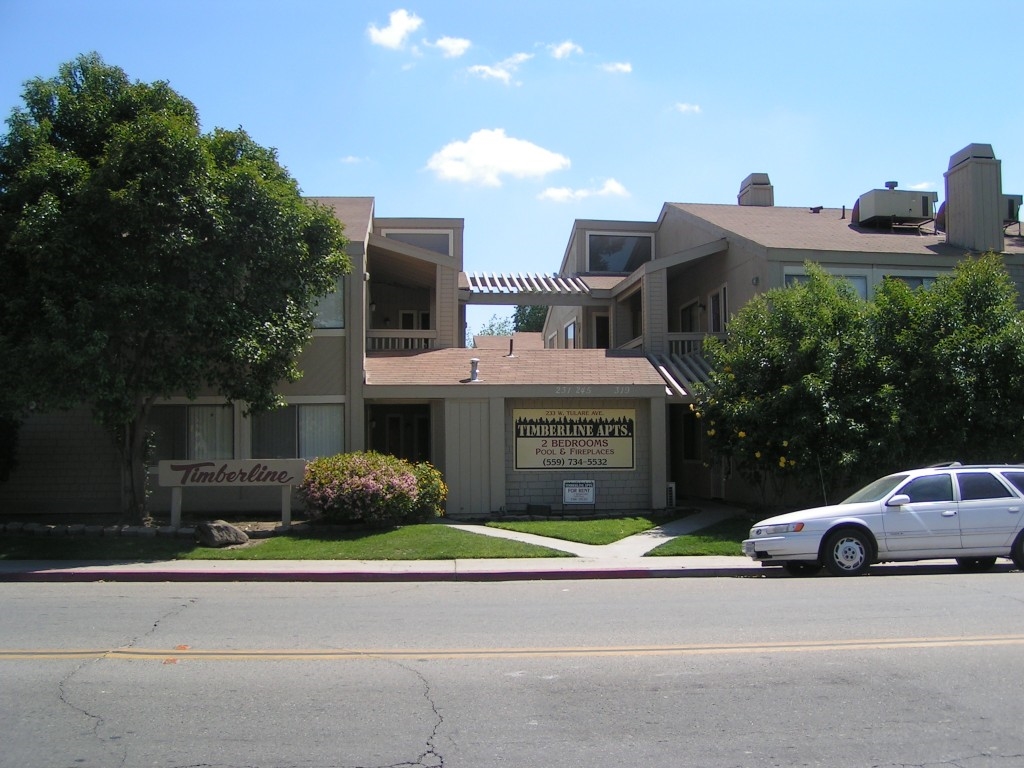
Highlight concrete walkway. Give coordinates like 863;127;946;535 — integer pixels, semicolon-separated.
0;505;767;582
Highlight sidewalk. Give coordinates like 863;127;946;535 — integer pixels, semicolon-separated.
0;505;766;583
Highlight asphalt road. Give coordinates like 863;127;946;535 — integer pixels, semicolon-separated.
3;571;1024;768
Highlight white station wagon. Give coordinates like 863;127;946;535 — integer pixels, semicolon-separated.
742;464;1024;576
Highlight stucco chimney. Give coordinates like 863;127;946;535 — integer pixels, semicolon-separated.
944;143;1003;253
738;173;774;207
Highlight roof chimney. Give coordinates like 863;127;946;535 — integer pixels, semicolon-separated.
944;143;1003;253
738;173;774;207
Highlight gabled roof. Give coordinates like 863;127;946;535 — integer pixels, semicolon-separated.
309;196;374;243
665;203;1024;257
365;348;667;389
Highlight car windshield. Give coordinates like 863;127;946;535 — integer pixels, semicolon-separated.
842;474;908;504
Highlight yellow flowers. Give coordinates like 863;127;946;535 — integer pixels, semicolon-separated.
707;428;716;436
737;431;746;439
755;451;762;459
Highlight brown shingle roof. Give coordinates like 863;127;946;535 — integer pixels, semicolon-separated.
365;348;667;387
667;203;1024;256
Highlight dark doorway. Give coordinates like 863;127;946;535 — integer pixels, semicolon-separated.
367;404;431;463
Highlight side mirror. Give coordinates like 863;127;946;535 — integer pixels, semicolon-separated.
886;494;911;507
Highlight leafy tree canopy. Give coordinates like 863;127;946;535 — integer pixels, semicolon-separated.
0;53;350;518
694;256;1024;503
513;305;547;332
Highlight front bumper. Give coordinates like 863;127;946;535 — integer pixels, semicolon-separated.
742;534;820;562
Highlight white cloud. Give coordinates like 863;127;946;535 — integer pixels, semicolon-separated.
340;155;369;164
432;36;471;58
426;128;570;187
601;62;632;73
538;178;629;202
908;181;935;190
468;52;533;85
549;40;583;59
367;9;423;50
675;102;702;114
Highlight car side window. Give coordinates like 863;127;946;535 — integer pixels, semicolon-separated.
957;472;1014;501
1000;472;1024;496
901;474;954;503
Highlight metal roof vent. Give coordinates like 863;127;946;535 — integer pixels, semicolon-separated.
852;182;938;230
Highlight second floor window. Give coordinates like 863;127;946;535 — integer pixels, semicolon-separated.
313;277;345;329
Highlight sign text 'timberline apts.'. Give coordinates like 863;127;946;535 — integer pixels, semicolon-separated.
158;460;306;488
514;408;635;470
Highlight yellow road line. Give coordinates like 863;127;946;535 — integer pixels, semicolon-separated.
3;634;1024;661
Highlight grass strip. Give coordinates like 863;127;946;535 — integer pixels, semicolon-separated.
486;515;672;545
644;515;754;556
0;524;572;561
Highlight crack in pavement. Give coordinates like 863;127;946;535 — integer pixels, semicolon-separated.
56;597;199;768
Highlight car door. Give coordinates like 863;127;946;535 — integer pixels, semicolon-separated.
882;473;961;552
956;471;1023;550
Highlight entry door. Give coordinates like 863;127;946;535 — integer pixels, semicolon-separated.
883;473;960;552
956;471;1022;549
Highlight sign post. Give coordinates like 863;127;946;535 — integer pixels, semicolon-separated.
158;459;307;527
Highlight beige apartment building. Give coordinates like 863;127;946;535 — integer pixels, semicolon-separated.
1;143;1021;516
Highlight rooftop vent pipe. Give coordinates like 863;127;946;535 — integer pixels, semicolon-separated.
469;358;480;382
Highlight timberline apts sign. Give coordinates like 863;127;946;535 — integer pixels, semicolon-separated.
514;408;635;470
158;460;306;487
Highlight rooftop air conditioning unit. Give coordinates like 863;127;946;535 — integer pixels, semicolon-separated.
854;185;938;227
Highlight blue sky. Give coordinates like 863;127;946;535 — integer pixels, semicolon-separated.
2;1;1021;331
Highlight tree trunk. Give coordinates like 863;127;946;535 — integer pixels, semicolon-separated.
117;404;152;524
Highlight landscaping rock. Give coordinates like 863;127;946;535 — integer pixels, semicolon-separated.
195;520;249;548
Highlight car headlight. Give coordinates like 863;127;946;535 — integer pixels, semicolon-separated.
751;522;805;537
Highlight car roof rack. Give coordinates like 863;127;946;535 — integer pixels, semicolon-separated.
926;461;963;467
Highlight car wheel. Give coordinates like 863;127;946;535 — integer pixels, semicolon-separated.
783;561;823;577
822;529;873;576
955;557;997;572
1011;532;1024;570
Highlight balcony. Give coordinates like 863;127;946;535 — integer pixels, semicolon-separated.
367;330;437;351
667;332;725;357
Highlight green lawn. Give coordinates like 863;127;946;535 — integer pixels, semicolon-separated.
486;514;677;545
0;524;572;561
645;515;755;556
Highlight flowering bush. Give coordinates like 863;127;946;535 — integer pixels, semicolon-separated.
299;451;445;527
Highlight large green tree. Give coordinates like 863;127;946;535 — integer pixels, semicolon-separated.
694;256;1024;503
0;53;350;520
695;264;887;501
872;253;1024;465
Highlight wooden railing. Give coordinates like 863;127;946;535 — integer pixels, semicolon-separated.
367;330;437;351
667;332;725;357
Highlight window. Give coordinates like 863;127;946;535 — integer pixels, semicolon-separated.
593;314;610;349
680;301;700;333
399;310;431;330
901;474;954;503
149;405;234;463
709;286;728;334
382;230;452;256
1001;472;1024;495
785;272;868;299
887;275;937;290
957;472;1014;501
563;321;576;349
251;404;343;459
586;233;653;273
313;277;345;329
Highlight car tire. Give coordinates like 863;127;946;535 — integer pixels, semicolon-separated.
955;556;997;572
822;529;873;576
1011;532;1024;570
783;561;823;577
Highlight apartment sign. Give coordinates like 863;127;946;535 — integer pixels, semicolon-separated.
158;460;306;487
514;408;635;470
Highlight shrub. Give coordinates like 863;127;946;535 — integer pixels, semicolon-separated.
410;461;448;523
299;451;445;527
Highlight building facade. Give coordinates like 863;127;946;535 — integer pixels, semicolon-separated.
2;144;1021;515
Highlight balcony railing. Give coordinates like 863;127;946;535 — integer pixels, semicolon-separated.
667;332;725;357
367;330;437;351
